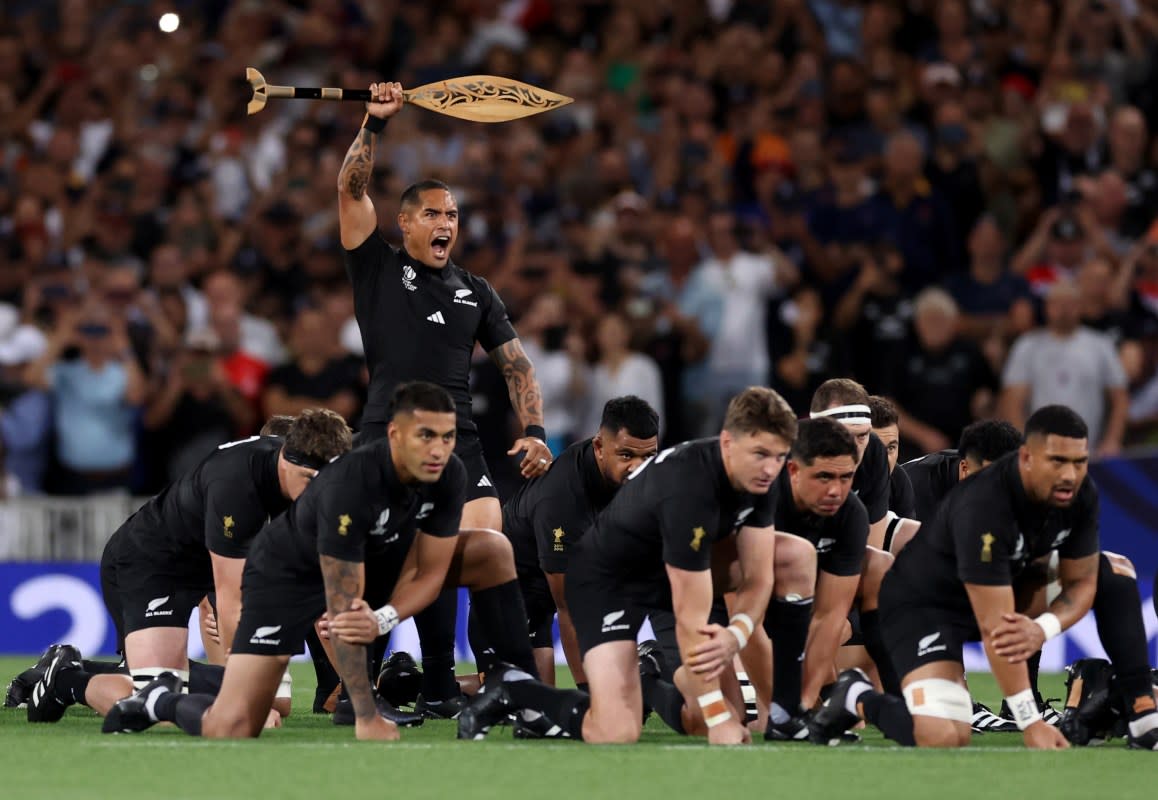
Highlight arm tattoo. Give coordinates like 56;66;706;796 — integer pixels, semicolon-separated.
319;555;375;721
337;128;376;200
491;338;543;428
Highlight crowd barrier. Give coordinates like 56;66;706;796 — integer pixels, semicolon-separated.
1;456;1156;667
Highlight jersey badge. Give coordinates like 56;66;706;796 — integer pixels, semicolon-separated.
690;526;707;552
980;532;995;563
223;516;235;538
553;528;565;552
402;265;418;292
454;288;478;307
338;514;352;536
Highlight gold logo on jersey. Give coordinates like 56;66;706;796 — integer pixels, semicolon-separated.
553;528;565;552
980;532;995;563
338;514;352;536
690;526;707;552
223;516;235;538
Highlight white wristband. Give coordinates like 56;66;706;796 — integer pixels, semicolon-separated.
726;624;750;650
697;689;733;728
1005;688;1042;730
729;613;755;638
373;604;399;637
1033;612;1062;642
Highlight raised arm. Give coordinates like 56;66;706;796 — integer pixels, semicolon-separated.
337;82;403;250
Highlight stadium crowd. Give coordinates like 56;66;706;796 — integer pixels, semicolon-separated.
4;0;1158;501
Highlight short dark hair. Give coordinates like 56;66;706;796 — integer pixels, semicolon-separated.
1024;405;1088;441
810;378;870;412
390;380;456;418
867;395;898;429
260;415;296;437
791;417;858;465
600;396;659;439
957;419;1022;463
723;387;798;442
400;180;451;211
284;408;353;464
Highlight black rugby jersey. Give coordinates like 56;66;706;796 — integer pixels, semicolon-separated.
245;439;466;587
889;465;917;519
119;436;289;583
575;438;778;599
889;452;1099;614
853;433;890;525
344;231;517;432
773;468;868;577
502;438;618;575
899;449;961;523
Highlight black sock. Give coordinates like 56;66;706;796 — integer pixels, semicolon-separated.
1094;555;1153;714
764;596;814;713
504;677;589;740
153;690;181;722
415;587;459;700
1027;651;1042;702
861;691;916;747
54;669;93;706
860;609;900;696
576;682;589;694
81;659;126;675
470;581;537;677
369;635;389;682
640;671;686;734
466;605;498;675
168;693;215;736
305;625;339;705
187;661;225;696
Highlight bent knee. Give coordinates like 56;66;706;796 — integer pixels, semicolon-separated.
913;718;968;749
775;533;818;592
587;715;642;744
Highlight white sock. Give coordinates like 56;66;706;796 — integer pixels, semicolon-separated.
844;683;872;716
769;703;791;724
143;686;171;722
1129;711;1158;739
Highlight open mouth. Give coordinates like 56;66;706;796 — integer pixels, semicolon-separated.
1052;486;1074;502
431;235;451;260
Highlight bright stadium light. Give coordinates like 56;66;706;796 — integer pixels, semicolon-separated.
158;13;180;33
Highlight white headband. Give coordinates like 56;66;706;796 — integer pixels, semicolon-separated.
810;404;872;426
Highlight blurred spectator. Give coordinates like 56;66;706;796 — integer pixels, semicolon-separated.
24;300;146;494
142;328;253;487
884;288;998;456
1105;106;1158;239
769;284;846;414
262;307;362;426
581;312;663;438
999;279;1128;458
833;241;912;393
199;270;286;366
517;293;587;454
1011;206;1110;295
0;303;51;493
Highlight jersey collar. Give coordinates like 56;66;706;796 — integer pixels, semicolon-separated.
400;248;456;279
579;439;617;509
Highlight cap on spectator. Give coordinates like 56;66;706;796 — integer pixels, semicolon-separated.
1050;215;1084;242
613;190;648;214
0;304;48;366
185;328;221;353
923;63;961;89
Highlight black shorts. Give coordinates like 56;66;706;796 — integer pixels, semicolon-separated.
230;565;326;657
879;571;979;679
520;568;556;649
359;422;497;502
566;569;648;656
100;526;207;651
649;600;729;679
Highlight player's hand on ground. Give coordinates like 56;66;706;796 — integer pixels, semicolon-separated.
707;717;750;746
329;598;379;645
509;436;552;478
355;714;401;741
367;82;403;119
264;708;283;729
991;613;1045;663
687;623;740;679
1022;720;1069;750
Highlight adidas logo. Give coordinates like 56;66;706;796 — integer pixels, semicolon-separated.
145;596;174;618
250;625;283;646
476;475;492;488
426;311;446;325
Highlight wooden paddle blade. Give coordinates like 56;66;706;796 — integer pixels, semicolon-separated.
402;76;573;122
246;67;268;115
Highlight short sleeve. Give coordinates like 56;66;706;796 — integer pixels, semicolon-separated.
204;478;268;558
858;437;890;524
953;500;1019;586
890;467;918;519
1002;336;1033;387
1059;487;1100;560
476;278;518;353
419;457;467;538
534;486;592;574
659;487;719;572
343;229;389;286
819;495;869;577
316;475;375;562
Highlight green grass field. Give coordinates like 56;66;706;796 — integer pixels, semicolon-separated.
0;658;1148;800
